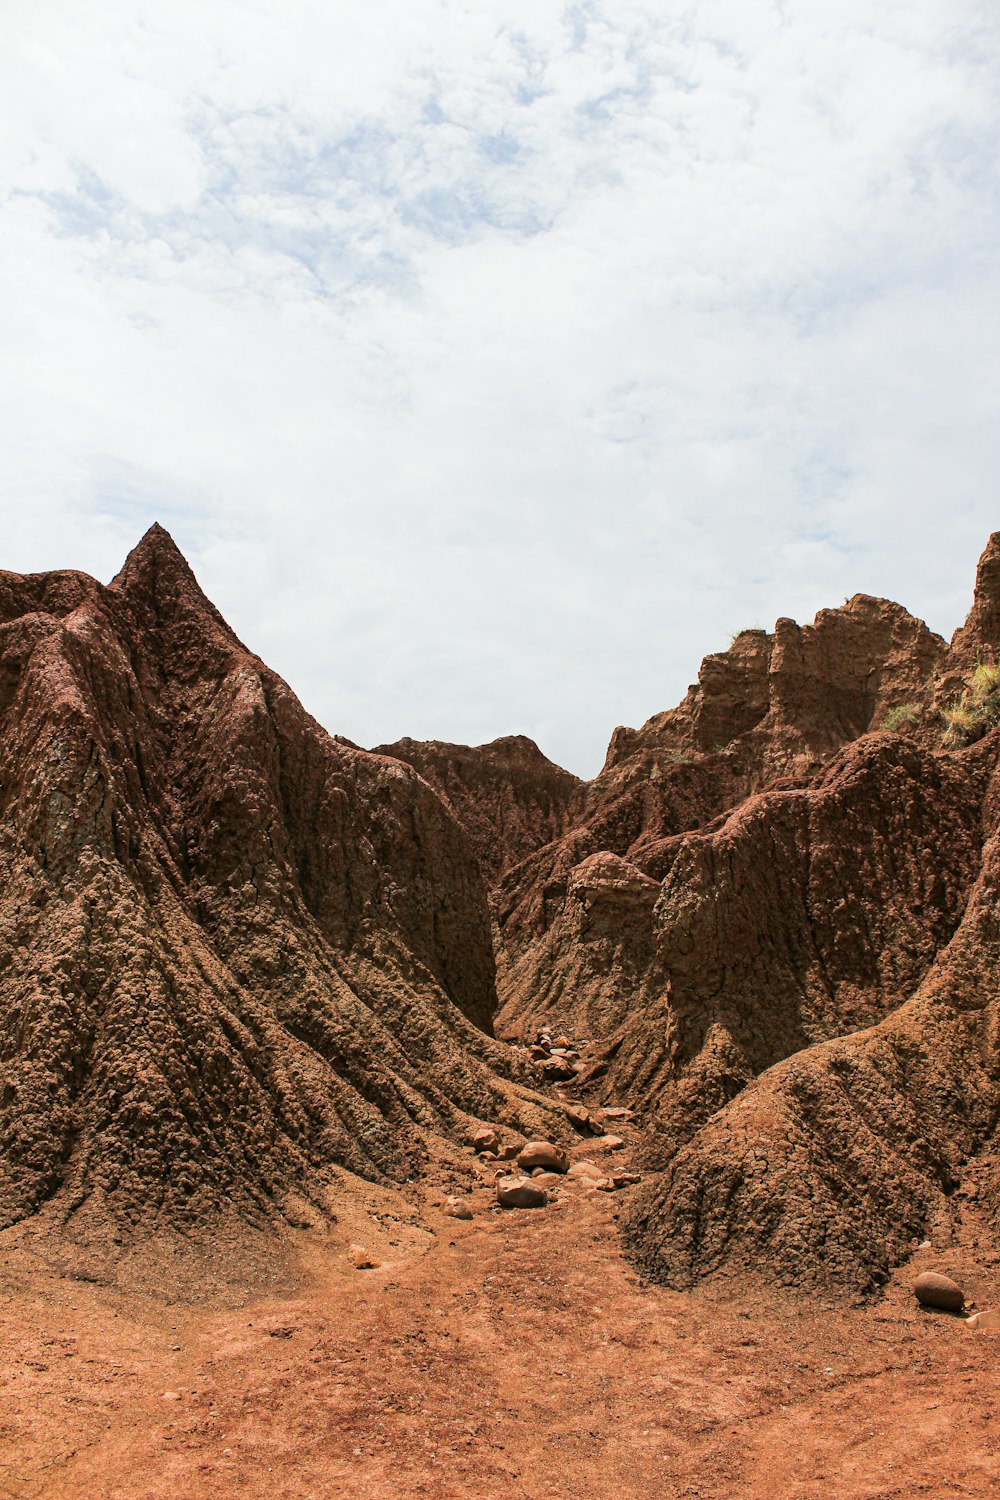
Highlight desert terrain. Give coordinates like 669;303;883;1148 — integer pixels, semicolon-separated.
3;526;1000;1497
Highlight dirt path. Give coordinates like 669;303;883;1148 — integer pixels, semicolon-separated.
1;1133;999;1499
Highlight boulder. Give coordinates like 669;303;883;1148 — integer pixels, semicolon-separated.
540;1058;576;1081
567;1160;605;1182
914;1271;965;1312
593;1134;625;1151
496;1177;547;1209
517;1141;570;1173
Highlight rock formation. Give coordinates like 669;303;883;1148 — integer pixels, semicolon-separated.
0;526;552;1242
385;532;1000;1299
6;521;1000;1304
373;734;581;885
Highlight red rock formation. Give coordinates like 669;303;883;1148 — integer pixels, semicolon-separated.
373;734;581;885
625;741;1000;1298
493;595;949;1035
0;526;550;1241
948;531;1000;669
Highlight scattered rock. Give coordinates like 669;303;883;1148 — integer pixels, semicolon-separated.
593;1135;625;1151
532;1172;565;1191
444;1198;474;1221
612;1171;642;1187
496;1177;548;1209
540;1058;577;1081
349;1244;379;1270
965;1309;1000;1333
565;1105;596;1133
470;1127;500;1155
600;1107;634;1120
914;1271;964;1312
517;1141;570;1174
497;1142;523;1161
567;1159;604;1180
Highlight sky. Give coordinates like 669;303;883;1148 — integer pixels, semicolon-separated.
2;1;999;776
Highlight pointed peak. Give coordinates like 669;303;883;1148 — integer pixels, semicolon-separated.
110;524;239;650
112;523;195;587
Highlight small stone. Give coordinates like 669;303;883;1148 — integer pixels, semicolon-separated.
564;1105;595;1133
540;1058;576;1081
470;1127;500;1155
532;1172;564;1191
966;1309;1000;1333
567;1160;605;1182
496;1177;547;1209
600;1107;633;1120
594;1134;625;1151
497;1142;523;1161
444;1197;474;1221
517;1141;570;1174
349;1243;379;1270
612;1170;641;1187
913;1271;964;1312
477;1151;497;1164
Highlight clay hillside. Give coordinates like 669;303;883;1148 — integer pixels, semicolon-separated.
4;524;1000;1312
0;525;562;1248
383;532;1000;1298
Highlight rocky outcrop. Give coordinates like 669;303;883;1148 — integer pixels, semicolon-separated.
374;734;582;885
487;534;1000;1299
948;531;1000;671
624;755;1000;1298
504;734;987;1141
494;597;951;1034
0;527;551;1241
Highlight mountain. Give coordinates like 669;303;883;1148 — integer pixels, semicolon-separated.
0;526;553;1244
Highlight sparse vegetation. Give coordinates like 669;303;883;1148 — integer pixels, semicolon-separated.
941;657;1000;745
660;748;695;766
884;702;920;733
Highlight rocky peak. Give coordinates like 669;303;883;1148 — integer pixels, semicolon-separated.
949;531;1000;666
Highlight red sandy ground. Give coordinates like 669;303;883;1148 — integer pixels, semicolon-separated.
2;1133;999;1500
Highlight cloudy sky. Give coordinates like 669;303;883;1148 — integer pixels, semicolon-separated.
3;1;999;774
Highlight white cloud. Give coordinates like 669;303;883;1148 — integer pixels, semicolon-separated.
1;0;999;773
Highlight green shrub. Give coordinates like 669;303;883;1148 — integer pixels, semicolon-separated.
941;658;1000;745
884;702;919;732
